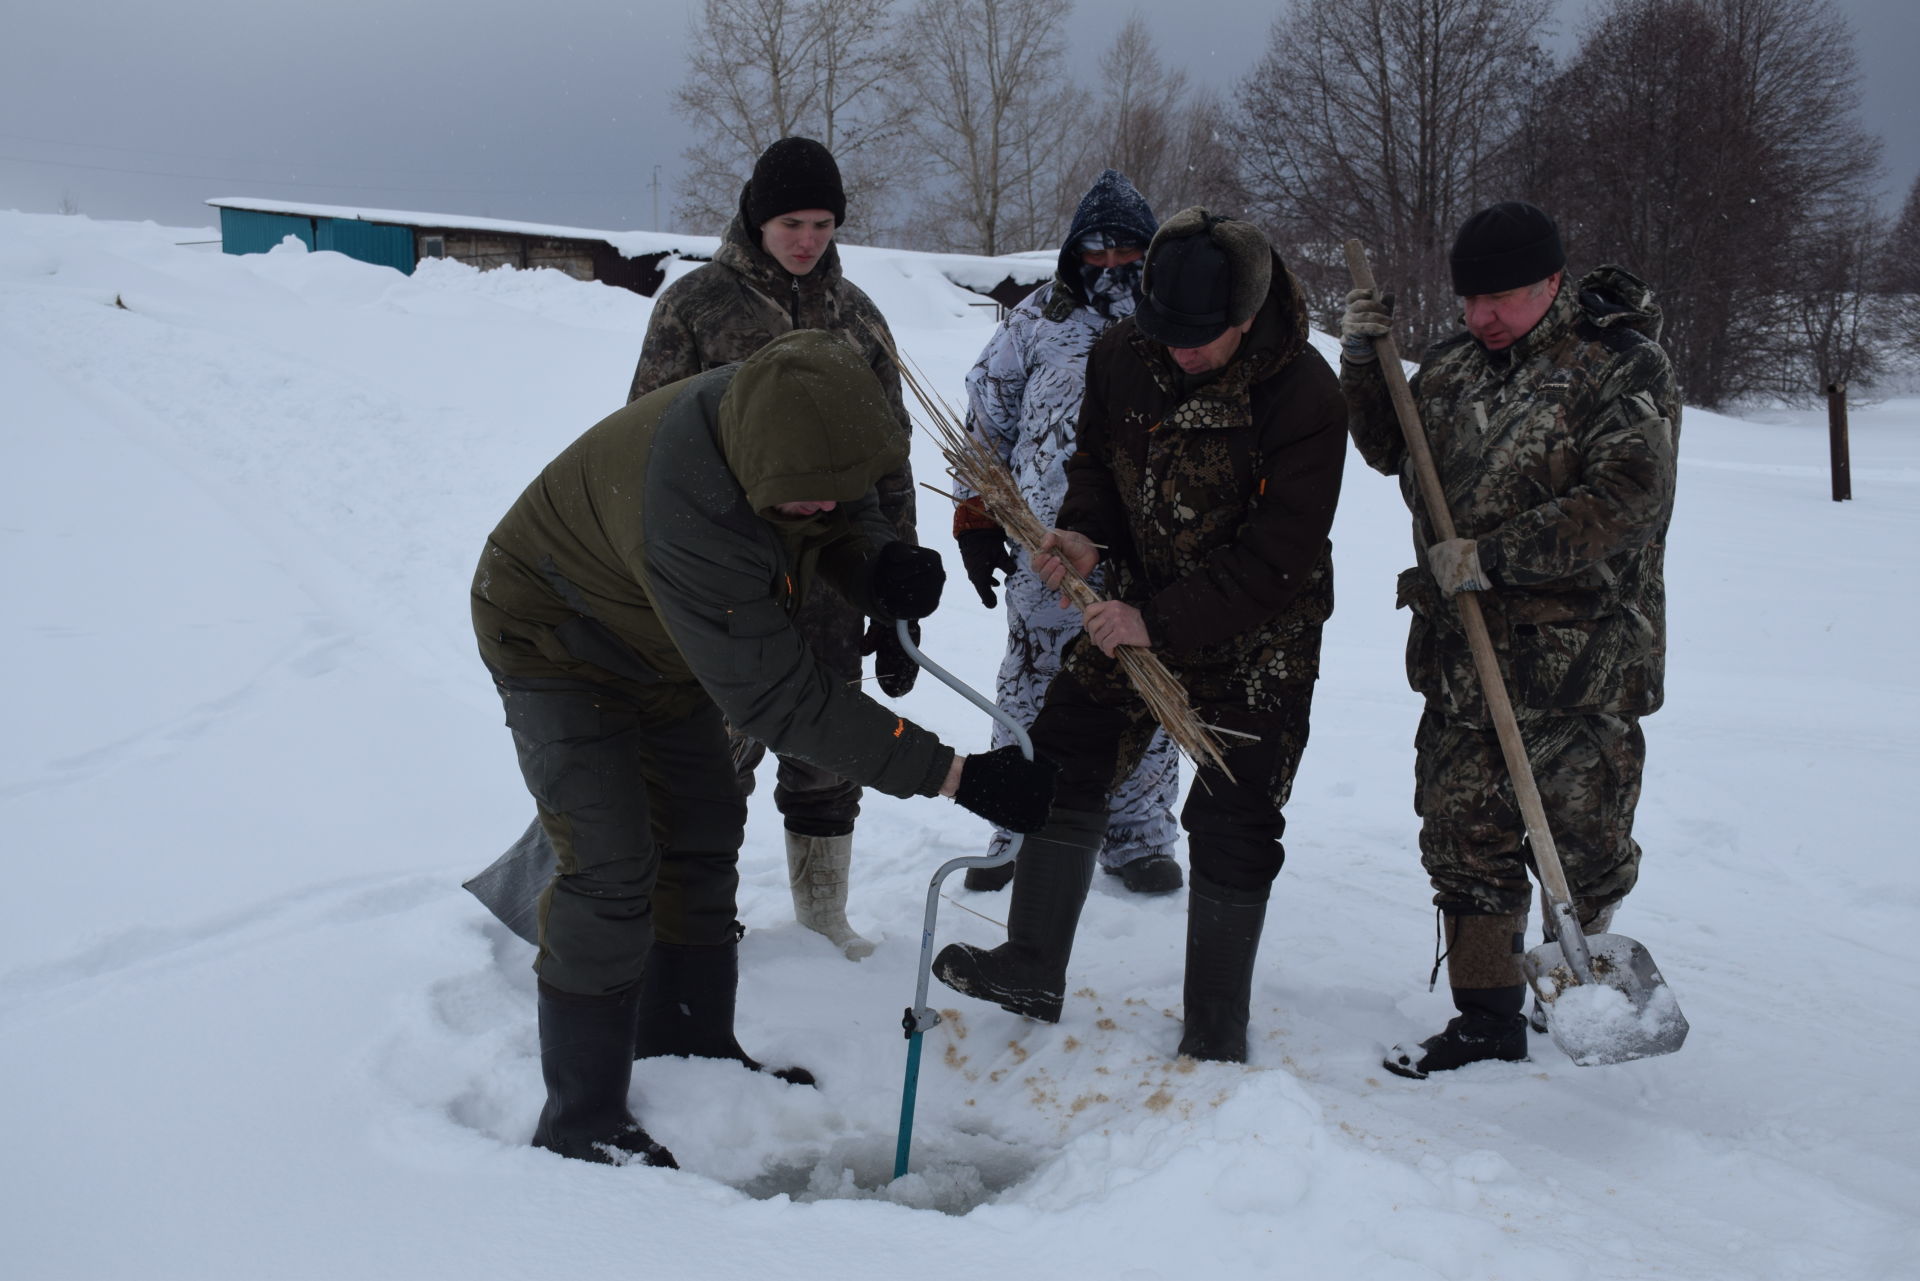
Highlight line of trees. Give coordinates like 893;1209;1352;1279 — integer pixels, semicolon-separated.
668;0;1913;407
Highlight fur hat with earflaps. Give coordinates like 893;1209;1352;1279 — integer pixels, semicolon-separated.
1134;208;1272;348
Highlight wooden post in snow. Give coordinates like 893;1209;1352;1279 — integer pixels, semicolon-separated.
1826;382;1852;502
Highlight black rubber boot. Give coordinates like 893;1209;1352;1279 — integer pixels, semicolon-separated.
634;936;815;1086
933;808;1104;1022
963;858;1016;892
1175;875;1268;1062
531;982;679;1167
1105;852;1185;895
1383;985;1529;1079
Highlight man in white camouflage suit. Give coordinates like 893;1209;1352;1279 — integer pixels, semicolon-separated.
952;169;1183;896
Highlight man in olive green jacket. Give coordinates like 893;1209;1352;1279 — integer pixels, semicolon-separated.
473;330;1056;1166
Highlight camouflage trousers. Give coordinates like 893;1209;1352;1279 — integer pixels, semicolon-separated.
984;562;1181;869
731;582;863;837
1032;668;1311;894
1415;708;1645;918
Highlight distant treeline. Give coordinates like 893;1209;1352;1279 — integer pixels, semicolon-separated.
671;0;1919;407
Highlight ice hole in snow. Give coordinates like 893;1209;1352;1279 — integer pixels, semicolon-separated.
737;1132;1040;1215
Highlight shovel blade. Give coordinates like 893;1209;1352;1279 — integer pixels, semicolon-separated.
1521;932;1689;1066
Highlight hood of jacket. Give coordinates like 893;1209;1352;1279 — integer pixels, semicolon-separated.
1054;169;1158;311
716;329;905;518
1577;264;1665;344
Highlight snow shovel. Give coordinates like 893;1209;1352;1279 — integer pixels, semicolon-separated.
890;618;1032;1178
1344;240;1688;1067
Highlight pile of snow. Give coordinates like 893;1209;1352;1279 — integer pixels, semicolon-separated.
3;211;1916;1279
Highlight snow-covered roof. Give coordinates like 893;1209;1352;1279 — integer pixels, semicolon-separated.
204;196;1054;289
206;197;718;260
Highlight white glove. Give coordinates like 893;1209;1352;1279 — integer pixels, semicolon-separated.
1427;538;1490;596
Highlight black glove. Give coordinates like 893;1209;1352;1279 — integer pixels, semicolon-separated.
956;528;1019;608
862;619;920;697
952;745;1059;835
870;541;946;620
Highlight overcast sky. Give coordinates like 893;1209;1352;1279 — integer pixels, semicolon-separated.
3;0;1914;239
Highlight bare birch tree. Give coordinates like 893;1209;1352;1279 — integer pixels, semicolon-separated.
671;0;917;239
1232;0;1552;352
1090;15;1189;211
1159;91;1252;219
898;0;1085;255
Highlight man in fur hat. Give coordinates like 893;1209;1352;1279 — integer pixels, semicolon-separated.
932;209;1347;1063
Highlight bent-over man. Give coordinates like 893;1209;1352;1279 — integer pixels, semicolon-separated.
473;331;1055;1164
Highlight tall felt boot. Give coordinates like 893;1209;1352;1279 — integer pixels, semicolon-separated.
633;937;815;1086
1176;875;1269;1063
786;831;875;960
932;807;1104;1023
531;981;678;1167
1531;893;1619;1031
1383;912;1529;1080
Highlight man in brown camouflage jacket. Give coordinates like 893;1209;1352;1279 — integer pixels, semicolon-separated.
933;209;1348;1064
628;137;918;961
1339;202;1680;1078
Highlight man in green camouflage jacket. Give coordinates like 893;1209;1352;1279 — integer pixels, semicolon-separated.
1339;202;1680;1078
933;209;1348;1064
628;137;918;961
473;331;1055;1165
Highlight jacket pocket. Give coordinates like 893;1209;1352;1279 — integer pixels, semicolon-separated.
721;599;794;680
1509;605;1653;711
554;615;663;685
1395;567;1443;703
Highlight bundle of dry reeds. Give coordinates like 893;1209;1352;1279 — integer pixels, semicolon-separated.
879;335;1239;780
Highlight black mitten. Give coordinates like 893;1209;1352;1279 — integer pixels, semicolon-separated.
952;746;1059;834
863;619;920;697
870;541;946;620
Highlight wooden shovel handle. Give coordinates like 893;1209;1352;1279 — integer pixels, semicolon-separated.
1343;240;1577;910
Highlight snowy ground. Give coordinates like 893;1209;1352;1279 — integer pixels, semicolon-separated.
3;211;1916;1280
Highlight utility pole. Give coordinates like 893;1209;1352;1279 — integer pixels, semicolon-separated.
1827;381;1852;502
650;165;661;231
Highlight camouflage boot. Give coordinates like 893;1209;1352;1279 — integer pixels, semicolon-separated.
933;808;1104;1023
1384;912;1529;1080
786;830;875;960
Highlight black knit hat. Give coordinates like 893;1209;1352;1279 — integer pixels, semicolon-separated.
1134;208;1272;348
1450;201;1565;295
743;137;846;229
